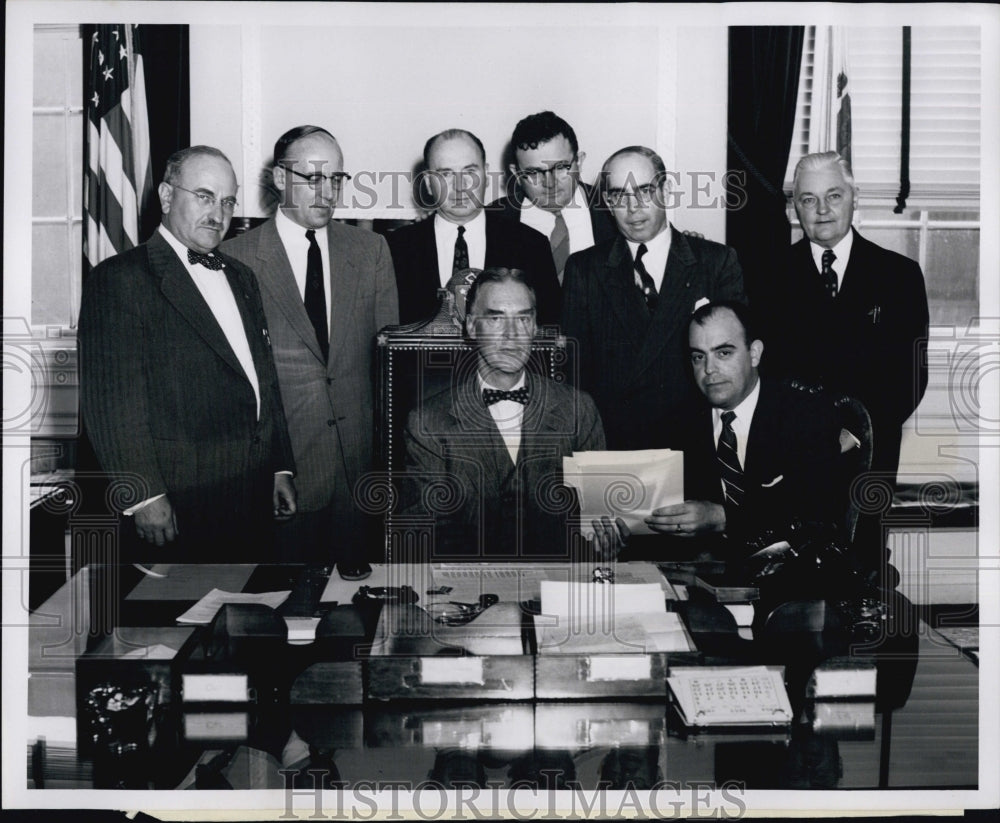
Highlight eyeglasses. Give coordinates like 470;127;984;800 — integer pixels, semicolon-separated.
171;185;238;212
472;311;536;331
518;161;575;184
604;183;661;208
795;191;846;211
284;168;353;190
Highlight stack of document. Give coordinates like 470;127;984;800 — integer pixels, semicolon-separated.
536;581;695;655
563;449;683;534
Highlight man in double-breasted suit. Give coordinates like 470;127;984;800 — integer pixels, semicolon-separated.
561;146;745;451
79;146;296;563
402;268;609;560
223;126;398;574
642;301;843;554
487;111;617;281
387;129;561;326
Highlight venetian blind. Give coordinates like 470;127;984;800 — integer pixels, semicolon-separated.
786;26;981;202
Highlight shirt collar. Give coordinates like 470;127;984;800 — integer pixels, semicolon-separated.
626;221;672;260
809;228;854;271
275;207;328;247
713;374;761;428
158;224;222;273
435;208;486;239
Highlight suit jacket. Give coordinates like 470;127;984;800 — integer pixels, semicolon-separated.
487;181;618;250
222;218;398;513
78;230;294;561
402;372;605;560
561;228;745;450
675;379;844;552
765;230;929;476
386;211;561;326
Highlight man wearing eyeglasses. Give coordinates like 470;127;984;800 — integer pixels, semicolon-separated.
561;146;745;452
401;268;621;560
489;112;617;282
223;125;398;577
79;145;297;563
387;129;560;326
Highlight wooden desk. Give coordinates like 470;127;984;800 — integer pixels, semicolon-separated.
26;563;978;791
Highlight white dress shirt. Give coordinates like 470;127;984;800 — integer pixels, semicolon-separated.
519;184;596;256
809;229;854;293
434;211;486;287
626;224;672;292
480;372;527;465
275;208;332;335
712;376;761;473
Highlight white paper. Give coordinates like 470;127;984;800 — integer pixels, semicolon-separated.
668;666;793;726
563;449;684;534
175;588;291;625
119;643;179;660
536;581;694;654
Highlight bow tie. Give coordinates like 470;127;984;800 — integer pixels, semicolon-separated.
483;386;529;406
187;249;225;270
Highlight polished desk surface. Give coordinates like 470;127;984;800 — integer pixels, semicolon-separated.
26;563;978;791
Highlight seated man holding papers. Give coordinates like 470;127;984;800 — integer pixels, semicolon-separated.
401;268;621;560
640;300;843;556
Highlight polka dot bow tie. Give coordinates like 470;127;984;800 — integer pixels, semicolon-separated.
483;386;530;406
187;249;225;270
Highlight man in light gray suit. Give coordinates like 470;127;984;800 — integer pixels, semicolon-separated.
223;126;398;576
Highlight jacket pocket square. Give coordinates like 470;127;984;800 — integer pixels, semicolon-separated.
761;475;784;488
693;297;711;311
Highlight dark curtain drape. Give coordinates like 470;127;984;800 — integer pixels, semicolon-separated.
137;24;190;241
725;27;805;310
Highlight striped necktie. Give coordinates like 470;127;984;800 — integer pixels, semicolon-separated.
717;410;745;507
821;248;838;298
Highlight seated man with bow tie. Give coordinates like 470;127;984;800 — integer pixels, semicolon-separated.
639;300;843;556
401;268;618;560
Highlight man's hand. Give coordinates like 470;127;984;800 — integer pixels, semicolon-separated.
589;516;630;559
134;496;179;545
646;500;726;537
273;474;297;521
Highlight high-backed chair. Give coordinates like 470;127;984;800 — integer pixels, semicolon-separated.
834;395;874;542
374;287;567;562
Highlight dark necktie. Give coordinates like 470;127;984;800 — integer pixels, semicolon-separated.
821;248;838;298
453;225;469;274
550;211;570;277
717;410;745;507
483;386;530;406
187;249;225;270
634;243;658;312
304;230;329;361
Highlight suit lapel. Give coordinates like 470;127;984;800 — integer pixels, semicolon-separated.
326;224;363;372
632;227;694;379
598;235;646;349
148;232;247;378
744;380;780;482
253;219;325;363
450;376;510;497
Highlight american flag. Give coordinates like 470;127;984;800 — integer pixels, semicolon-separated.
83;24;152;272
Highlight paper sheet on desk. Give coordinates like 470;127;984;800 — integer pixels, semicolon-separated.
176;589;291;624
563;449;683;534
536;581;694;654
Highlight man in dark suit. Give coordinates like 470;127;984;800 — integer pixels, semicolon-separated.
767;151;929;484
644;301;842;553
561;146;746;450
387;129;561;326
223;125;398;576
402;268;612;560
79;146;296;563
488;111;617;281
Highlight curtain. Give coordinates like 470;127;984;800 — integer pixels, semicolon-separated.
725;26;805;309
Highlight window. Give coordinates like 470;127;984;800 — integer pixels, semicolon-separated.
786;26;981;328
33;25;84;330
